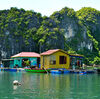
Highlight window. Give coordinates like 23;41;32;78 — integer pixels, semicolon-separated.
59;56;66;64
50;55;56;65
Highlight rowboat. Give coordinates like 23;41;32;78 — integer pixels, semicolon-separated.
25;68;51;73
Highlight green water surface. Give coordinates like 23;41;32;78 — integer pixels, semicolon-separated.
0;71;100;99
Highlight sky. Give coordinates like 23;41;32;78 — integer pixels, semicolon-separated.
0;0;100;16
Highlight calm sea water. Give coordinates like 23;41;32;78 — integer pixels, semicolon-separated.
0;71;100;99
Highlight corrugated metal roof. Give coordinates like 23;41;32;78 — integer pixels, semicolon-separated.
40;49;60;55
11;52;40;58
40;49;68;55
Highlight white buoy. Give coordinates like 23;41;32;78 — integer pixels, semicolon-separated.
13;80;21;85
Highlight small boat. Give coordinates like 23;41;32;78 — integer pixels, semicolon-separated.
25;68;51;73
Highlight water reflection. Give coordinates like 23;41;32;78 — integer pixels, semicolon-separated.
13;85;18;90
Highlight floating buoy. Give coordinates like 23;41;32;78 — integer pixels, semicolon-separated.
13;80;21;85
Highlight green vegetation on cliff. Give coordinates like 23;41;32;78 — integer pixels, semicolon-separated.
76;7;100;23
76;7;100;64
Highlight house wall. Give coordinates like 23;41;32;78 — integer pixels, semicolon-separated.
41;51;70;69
13;58;21;67
11;57;38;68
41;56;50;69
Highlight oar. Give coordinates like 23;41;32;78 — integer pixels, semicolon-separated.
44;68;49;74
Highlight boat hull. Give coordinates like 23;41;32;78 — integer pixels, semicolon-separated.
25;69;50;73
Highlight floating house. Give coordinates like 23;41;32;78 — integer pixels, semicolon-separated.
10;52;40;68
40;49;70;69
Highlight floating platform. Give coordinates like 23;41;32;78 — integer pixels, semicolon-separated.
3;68;25;72
2;68;95;74
3;68;17;72
69;69;95;74
50;69;95;74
